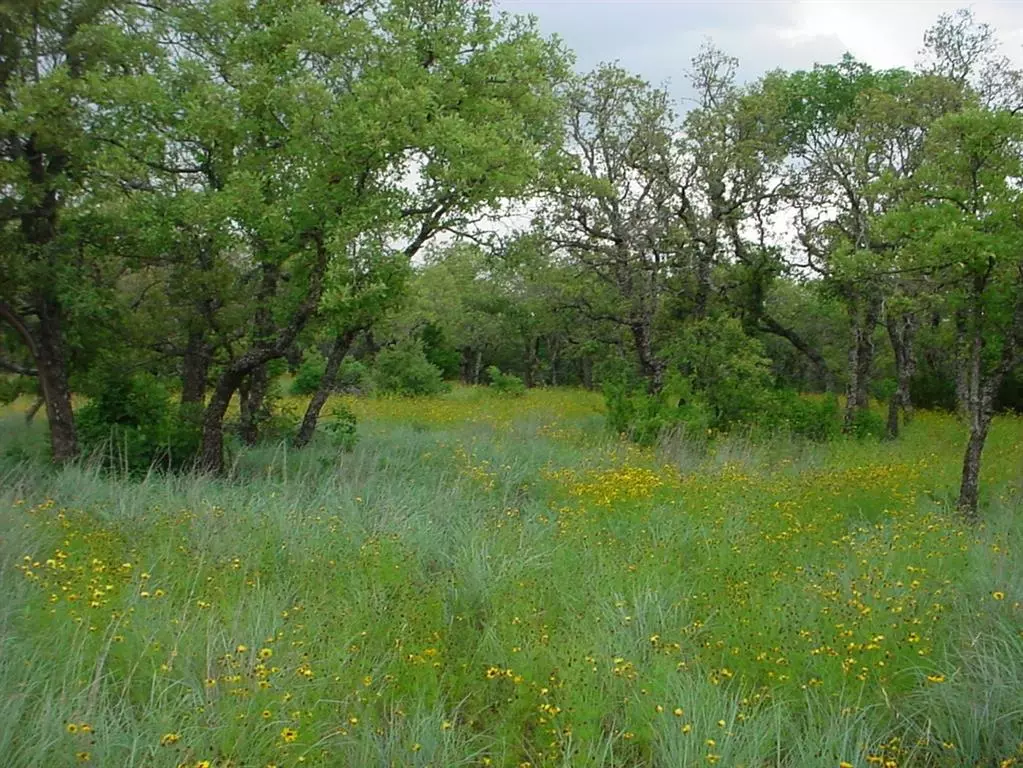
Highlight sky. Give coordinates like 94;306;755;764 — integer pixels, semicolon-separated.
493;0;1023;102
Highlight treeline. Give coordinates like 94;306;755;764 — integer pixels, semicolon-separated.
2;2;1022;518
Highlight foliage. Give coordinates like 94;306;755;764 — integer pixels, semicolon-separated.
604;372;712;446
373;341;448;397
662;319;775;430
485;365;526;396
323;403;358;452
76;372;200;473
290;353;327;396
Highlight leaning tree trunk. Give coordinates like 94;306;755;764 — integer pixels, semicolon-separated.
957;418;990;523
758;314;834;393
25;395;44;424
198;237;328;473
199;368;245;473
293;329;358;448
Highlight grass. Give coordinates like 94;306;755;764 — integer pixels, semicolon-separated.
1;387;1021;768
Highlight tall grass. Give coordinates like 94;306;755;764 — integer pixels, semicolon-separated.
1;390;1020;767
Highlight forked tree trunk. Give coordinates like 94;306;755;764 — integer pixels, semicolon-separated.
843;295;880;431
239;363;270;445
885;312;918;440
198;236;328;473
293;329;358;448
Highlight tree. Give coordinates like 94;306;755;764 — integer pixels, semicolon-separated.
0;0;159;461
881;107;1023;519
540;65;679;389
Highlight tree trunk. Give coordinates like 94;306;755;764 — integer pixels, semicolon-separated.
239;363;270;445
25;395;44;424
472;349;483;385
34;298;78;462
198;236;329;473
630;321;662;391
758;313;834;392
460;347;474;384
181;329;211;405
523;336;540;388
843;295;880;431
581;356;593;390
199;369;244;473
294;329;358;448
957;419;989;522
885;312;917;440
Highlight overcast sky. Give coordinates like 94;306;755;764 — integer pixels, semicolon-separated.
493;1;1023;102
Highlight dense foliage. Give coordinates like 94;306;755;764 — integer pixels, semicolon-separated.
1;1;1020;520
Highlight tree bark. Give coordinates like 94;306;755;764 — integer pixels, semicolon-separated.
843;294;880;431
199;368;245;474
758;313;834;392
523;336;540;388
957;420;989;523
198;236;328;473
630;320;663;391
472;349;483;385
1;298;78;462
293;328;358;448
25;395;44;424
885;311;917;440
181;329;211;405
238;363;270;445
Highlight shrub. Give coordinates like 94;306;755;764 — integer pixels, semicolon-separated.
761;390;842;441
486;365;526;396
662;318;775;430
604;372;712;446
373;340;447;397
323;403;358;451
77;371;200;473
290;353;326;395
337;359;368;392
845;406;886;439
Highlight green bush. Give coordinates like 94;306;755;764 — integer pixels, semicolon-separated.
77;372;200;473
761;390;842;441
323;403;358;451
662;318;775;430
337;359;368;391
373;340;448;397
486;365;526;396
845;406;886;439
290;353;326;395
604;372;712;446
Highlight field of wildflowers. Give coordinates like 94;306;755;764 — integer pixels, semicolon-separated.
1;388;1021;768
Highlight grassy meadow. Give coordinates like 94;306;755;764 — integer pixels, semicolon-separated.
1;388;1021;768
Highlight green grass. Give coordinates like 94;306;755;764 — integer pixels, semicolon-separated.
1;388;1021;767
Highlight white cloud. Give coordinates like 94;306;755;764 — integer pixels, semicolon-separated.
495;0;1023;97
